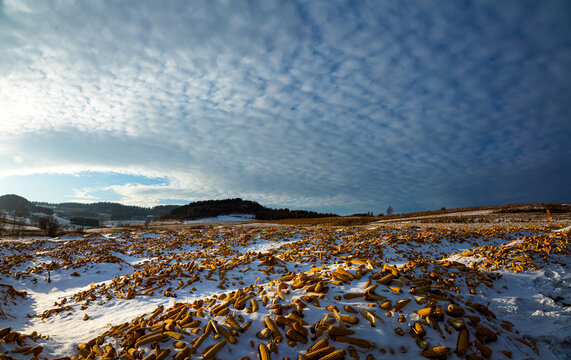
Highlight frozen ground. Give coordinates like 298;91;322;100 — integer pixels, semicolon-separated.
0;224;569;359
184;213;256;223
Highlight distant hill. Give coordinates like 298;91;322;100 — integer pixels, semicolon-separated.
1;194;337;227
163;198;337;221
0;194;178;226
0;194;53;217
34;201;179;221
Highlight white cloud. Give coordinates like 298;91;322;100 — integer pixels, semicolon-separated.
0;1;569;213
70;188;98;203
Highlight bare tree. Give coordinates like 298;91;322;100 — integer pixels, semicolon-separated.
0;212;5;234
386;206;394;216
39;216;60;237
11;208;26;236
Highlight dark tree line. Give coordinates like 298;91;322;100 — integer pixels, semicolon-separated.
255;208;337;220
163;198;337;221
38;216;60;237
34;201;179;220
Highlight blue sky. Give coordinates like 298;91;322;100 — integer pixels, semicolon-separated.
1;0;570;215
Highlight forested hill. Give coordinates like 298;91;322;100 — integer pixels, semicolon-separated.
0;194;53;217
163;198;337;220
34;201;179;220
1;194;337;223
0;194;178;221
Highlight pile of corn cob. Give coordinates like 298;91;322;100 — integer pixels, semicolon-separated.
0;327;47;359
66;258;540;359
2;224;565;359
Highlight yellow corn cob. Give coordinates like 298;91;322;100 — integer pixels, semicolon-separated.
77;343;91;357
163;331;183;340
225;316;240;329
307;338;329;353
475;324;497;342
123;352;137;360
344;305;358;314
0;327;12;338
331;309;346;329
379;300;392;310
293;321;308;337
134;333;168;349
331;272;352;282
421;346;449;358
240;320;252;333
172;346;192;360
92;344;105;356
288;312;309;326
315;281;326;293
410;285;430;295
203;340;227;360
142;353;157;360
347;346;359;359
215;307;230;317
343;292;364;299
251;298;259;312
388;286;402;294
446;304;465;317
416;307;433;317
411;321;425;338
319;349;346;360
475;340;492;358
278;273;296;282
392;298;411;312
328;325;355;336
265;317;283;343
153;348;170;360
359;308;376;327
276;314;292;328
9;346;34;354
456;329;468;357
192;331;210;352
179;313;194;326
382;264;398;276
216;324;238;344
433;305;444;320
336;267;355;280
377;274;395;285
257;328;272;340
339;314;359;325
334;336;372;349
447;318;466;330
286;328;308;344
259;343;272;360
303;346;335;360
181;319;200;328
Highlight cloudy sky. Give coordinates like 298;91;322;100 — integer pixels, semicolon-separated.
1;0;570;215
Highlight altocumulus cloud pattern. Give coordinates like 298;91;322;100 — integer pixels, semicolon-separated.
0;0;570;214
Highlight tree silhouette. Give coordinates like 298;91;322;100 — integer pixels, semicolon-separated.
39;216;60;237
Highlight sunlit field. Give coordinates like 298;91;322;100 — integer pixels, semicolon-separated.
1;221;569;359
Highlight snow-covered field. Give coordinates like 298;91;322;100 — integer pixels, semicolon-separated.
0;224;568;359
184;214;256;223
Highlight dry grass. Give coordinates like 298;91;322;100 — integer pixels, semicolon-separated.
251;216;380;226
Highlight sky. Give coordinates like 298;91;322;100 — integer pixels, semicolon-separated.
1;0;570;215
